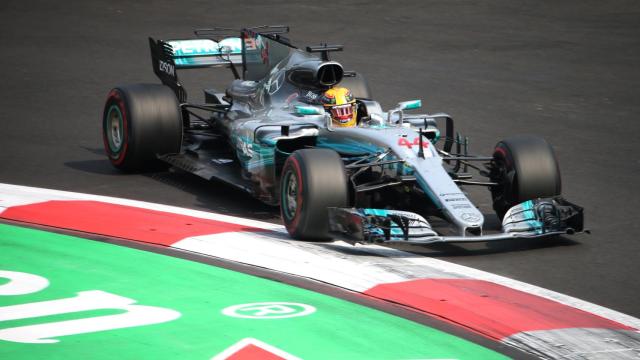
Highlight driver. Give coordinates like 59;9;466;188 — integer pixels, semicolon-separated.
317;87;358;127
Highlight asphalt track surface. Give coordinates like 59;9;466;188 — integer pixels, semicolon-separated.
1;0;639;320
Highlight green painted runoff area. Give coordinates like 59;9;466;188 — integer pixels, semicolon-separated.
0;223;505;359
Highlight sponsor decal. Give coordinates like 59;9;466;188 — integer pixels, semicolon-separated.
0;270;180;344
452;204;472;209
169;39;220;56
158;59;175;77
235;136;254;158
221;302;316;319
445;197;466;202
398;137;429;149
0;270;49;295
242;33;261;51
218;37;242;53
304;90;319;101
439;192;464;197
461;213;481;222
260;41;269;65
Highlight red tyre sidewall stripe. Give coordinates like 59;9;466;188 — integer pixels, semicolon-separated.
286;154;304;232
103;89;129;166
494;145;509;167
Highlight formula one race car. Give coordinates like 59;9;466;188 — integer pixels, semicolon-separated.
102;26;585;244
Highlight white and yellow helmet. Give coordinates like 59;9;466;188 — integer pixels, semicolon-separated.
319;87;357;127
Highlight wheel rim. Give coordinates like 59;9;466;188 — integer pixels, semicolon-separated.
491;158;508;192
282;170;299;220
106;105;124;153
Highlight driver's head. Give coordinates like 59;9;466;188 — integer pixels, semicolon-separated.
319;87;357;127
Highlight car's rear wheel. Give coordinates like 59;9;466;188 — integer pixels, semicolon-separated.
102;84;182;171
280;148;348;240
490;135;562;219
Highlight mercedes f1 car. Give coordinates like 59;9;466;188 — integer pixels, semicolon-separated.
102;26;585;245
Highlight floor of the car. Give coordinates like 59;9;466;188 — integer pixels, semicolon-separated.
158;152;251;191
158;129;255;196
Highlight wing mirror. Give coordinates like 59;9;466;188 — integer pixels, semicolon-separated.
294;105;324;116
388;99;422;126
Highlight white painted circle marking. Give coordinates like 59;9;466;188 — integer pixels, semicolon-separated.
221;302;316;319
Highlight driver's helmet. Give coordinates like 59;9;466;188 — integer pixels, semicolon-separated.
318;87;357;127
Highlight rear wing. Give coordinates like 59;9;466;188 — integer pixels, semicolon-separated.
149;37;243;102
149;25;291;102
169;38;242;68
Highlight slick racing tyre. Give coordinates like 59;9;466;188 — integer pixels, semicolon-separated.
102;84;182;171
490;135;562;219
280;149;348;241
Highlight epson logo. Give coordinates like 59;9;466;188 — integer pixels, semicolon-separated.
158;60;175;77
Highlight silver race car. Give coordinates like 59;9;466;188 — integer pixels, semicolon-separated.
102;26;585;245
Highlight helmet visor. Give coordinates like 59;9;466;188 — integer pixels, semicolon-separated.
330;104;355;123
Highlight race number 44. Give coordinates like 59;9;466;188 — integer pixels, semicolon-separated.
398;137;428;149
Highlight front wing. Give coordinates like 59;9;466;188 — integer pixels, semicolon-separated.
328;197;585;245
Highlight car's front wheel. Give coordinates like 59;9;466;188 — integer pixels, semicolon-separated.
280;148;348;240
490;135;562;219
